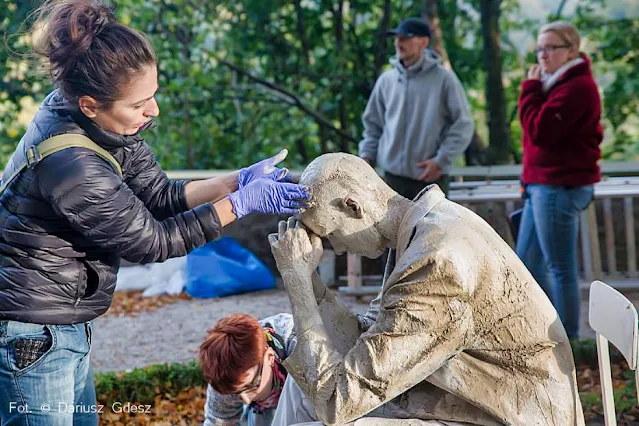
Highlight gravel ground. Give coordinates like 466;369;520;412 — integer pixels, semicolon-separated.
91;289;370;373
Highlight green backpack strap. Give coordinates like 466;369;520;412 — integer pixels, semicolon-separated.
0;133;122;195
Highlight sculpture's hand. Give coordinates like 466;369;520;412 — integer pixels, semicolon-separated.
269;217;323;282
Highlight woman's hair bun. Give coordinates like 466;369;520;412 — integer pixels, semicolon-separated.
30;0;156;105
89;3;115;37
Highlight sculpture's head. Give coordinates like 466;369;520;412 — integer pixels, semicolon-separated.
299;153;399;259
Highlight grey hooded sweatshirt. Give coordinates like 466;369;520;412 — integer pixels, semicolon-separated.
358;49;474;179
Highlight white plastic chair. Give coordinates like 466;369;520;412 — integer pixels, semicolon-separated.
588;280;639;425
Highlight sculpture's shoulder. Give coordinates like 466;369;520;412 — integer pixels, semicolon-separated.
394;198;490;276
388;212;477;299
397;196;553;304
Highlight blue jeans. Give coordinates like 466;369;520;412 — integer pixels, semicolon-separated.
0;320;98;426
515;184;594;338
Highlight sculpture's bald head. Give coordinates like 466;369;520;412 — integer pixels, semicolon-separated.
299;153;399;258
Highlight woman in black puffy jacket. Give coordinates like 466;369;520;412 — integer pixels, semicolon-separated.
0;1;309;424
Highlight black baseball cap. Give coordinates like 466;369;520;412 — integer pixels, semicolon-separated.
387;18;431;38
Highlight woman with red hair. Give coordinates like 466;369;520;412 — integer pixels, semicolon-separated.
199;313;296;425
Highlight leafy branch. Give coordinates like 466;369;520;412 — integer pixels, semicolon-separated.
208;52;357;145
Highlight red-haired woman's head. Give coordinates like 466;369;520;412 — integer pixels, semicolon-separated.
199;314;268;395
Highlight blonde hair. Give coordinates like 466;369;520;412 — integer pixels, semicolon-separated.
539;21;581;50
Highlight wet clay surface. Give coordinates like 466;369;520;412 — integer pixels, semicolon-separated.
299;154;410;259
277;153;584;426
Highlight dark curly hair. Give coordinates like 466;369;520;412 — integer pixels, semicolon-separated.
32;0;156;107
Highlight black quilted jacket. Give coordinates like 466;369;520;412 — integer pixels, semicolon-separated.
0;90;221;324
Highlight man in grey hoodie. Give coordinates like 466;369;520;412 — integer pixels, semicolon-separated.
358;18;474;198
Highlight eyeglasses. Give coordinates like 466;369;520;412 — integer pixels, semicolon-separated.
534;45;570;55
233;349;268;395
234;362;263;395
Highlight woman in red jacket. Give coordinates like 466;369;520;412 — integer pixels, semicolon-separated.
516;21;603;339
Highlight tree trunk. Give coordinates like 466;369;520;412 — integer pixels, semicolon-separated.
319;123;328;154
333;0;349;152
556;0;568;18
423;0;489;166
373;0;392;80
480;0;510;164
294;0;311;67
296;137;308;164
422;0;451;69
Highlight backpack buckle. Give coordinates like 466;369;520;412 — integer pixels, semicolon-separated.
26;146;42;168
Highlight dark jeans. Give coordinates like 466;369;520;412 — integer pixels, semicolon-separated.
383;171;450;199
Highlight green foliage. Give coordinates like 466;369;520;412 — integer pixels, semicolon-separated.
95;360;205;405
571;337;600;367
574;0;639;160
0;0;637;169
614;370;639;415
571;338;638;423
0;1;50;149
580;391;602;413
579;372;638;424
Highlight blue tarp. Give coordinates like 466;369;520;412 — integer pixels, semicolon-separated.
185;237;275;298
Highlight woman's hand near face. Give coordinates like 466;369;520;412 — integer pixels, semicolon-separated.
227;179;310;219
527;65;542;80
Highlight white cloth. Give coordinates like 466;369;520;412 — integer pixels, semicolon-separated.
115;257;186;297
541;57;585;92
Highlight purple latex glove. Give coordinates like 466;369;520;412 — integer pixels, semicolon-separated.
228;178;311;219
238;149;290;189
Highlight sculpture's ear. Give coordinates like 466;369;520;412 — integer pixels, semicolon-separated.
341;197;364;219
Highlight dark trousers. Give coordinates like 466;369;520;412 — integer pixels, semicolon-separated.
383;171;450;199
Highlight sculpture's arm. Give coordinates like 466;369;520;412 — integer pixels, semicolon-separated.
283;261;472;426
268;218;326;336
269;217;363;355
312;270;362;355
269;218;472;426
